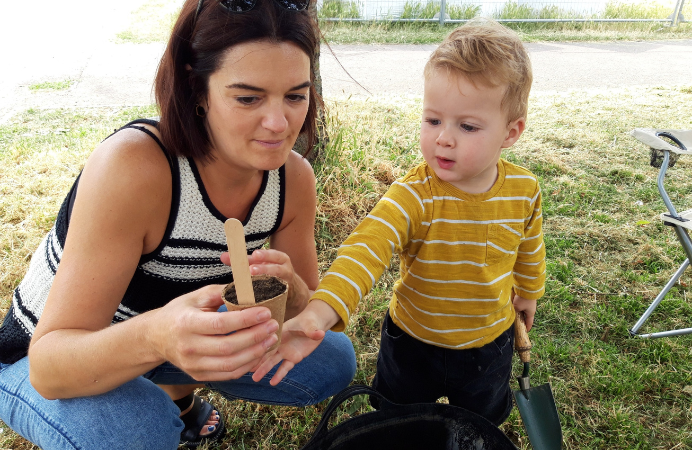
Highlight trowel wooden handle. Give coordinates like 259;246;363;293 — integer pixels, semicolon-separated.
514;312;532;363
224;218;255;305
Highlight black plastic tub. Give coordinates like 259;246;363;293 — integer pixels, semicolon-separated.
302;385;518;450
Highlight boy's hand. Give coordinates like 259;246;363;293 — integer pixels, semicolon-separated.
512;294;536;332
250;300;340;386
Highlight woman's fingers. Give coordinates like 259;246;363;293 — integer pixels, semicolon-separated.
188;358;264;382
248;249;288;265
219;251;251;268
184;284;225;311
219;251;231;266
222;249;295;286
186;306;274;336
173;309;280;377
248;249;293;280
181;332;279;381
192;341;275;379
181;319;278;356
176;286;273;335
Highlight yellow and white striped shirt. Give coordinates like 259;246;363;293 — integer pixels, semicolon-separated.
312;159;545;349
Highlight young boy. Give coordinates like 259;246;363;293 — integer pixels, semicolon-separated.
256;19;544;426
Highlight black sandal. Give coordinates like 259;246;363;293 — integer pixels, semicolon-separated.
175;393;226;448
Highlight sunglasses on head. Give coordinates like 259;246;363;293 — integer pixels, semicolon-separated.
194;0;310;24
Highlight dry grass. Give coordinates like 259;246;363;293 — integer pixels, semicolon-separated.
2;85;692;449
0;107;159;318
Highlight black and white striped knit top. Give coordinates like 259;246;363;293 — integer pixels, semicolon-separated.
0;119;285;364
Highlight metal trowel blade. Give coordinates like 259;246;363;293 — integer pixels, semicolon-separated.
513;383;562;450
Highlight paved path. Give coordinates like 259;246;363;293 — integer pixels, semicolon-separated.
320;40;692;98
1;0;691;123
0;0;146;122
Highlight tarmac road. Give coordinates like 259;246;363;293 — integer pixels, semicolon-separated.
320;40;692;98
1;0;691;123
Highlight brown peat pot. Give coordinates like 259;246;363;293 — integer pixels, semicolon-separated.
302;385;517;450
222;274;288;351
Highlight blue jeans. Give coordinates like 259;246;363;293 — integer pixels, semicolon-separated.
0;331;355;450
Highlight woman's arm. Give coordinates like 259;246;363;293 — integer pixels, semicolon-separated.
28;129;166;398
28;130;277;399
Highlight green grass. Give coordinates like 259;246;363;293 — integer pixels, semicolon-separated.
28;80;74;91
321;20;692;44
399;1;481;20
2;84;692;449
603;1;672;20
114;0;692;45
319;0;692;44
319;0;361;19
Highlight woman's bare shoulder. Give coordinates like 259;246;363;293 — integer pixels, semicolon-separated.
276;151;316;230
284;150;316;190
82;125;172;198
75;125;174;251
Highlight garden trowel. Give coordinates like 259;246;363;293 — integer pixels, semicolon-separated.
513;312;562;450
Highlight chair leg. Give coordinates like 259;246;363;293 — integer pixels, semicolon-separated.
630;259;692;338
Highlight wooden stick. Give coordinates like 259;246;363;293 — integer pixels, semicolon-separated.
514;312;532;363
224;218;255;305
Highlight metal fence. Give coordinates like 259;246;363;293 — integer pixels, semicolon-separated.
318;0;688;26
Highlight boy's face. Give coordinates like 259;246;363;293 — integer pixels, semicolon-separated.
420;70;524;194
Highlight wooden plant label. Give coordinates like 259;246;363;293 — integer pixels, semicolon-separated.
224;218;256;305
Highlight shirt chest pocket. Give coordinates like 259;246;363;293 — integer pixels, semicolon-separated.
486;223;523;265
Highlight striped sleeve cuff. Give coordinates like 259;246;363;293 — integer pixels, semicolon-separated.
310;290;351;332
513;284;545;301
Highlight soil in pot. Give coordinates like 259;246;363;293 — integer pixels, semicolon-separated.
223;276;287;305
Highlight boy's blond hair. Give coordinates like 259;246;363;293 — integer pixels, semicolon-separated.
424;18;532;123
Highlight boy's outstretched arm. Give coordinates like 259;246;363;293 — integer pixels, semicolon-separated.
252;174;426;385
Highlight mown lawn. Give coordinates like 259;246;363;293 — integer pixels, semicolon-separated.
2;84;692;449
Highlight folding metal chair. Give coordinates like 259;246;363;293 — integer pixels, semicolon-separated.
629;128;692;338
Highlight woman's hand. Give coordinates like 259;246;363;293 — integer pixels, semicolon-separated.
221;249;310;319
148;285;280;381
250;300;340;386
512;294;537;332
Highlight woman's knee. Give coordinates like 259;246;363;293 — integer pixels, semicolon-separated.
91;376;183;449
300;331;356;400
206;332;356;408
320;331;357;384
0;359;183;450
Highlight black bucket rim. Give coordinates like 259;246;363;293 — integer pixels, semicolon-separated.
301;385;518;450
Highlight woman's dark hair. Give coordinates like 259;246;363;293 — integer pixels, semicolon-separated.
155;0;320;161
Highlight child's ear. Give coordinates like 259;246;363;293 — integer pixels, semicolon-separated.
501;117;526;149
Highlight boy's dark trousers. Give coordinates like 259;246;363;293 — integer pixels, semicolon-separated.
371;310;515;426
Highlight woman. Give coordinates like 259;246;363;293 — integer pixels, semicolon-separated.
0;0;356;448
